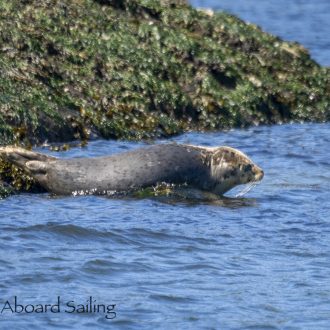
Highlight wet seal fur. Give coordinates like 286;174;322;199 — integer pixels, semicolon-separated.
0;144;264;196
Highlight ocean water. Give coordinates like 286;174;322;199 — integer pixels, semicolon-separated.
1;123;330;329
191;0;330;66
1;1;330;329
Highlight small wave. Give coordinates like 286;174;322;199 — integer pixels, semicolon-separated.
126;227;218;245
173;263;221;271
82;259;154;275
279;183;322;190
278;227;310;234
13;223;145;247
149;293;196;304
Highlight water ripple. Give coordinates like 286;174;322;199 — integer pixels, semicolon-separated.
0;124;329;329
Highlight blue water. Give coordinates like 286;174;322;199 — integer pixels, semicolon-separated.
1;1;330;329
191;0;330;66
1;123;330;329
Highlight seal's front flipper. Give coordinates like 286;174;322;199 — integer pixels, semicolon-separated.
26;161;48;175
0;146;56;173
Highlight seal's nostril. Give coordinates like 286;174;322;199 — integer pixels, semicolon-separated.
252;164;264;181
255;169;264;181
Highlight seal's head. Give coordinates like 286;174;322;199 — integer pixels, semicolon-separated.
209;146;264;195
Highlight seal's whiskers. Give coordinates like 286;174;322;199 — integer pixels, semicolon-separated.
235;181;259;198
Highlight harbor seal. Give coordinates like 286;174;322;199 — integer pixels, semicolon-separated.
0;144;264;196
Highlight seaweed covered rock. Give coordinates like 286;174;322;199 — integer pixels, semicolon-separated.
0;0;329;145
0;0;329;196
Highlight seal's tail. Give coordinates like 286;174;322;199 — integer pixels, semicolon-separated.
0;146;56;174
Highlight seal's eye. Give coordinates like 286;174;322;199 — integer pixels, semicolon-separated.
244;164;252;172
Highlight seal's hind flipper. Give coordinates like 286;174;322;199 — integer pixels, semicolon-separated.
0;146;56;173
